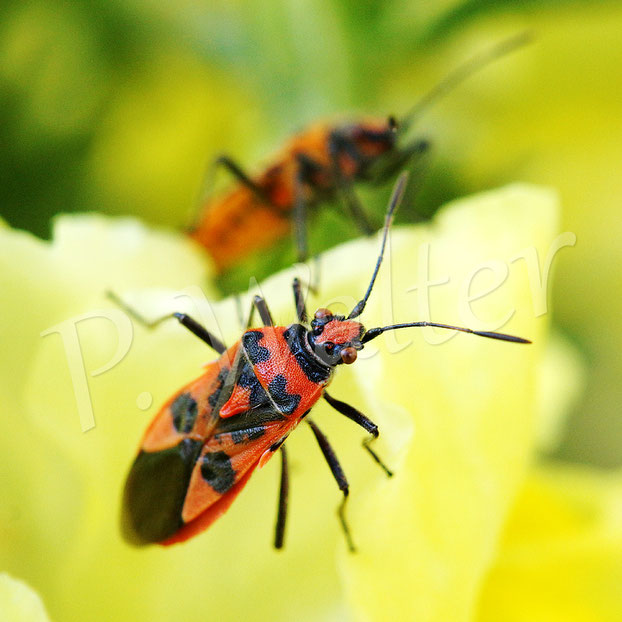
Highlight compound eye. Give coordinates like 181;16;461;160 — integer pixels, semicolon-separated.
314;308;332;320
340;347;357;365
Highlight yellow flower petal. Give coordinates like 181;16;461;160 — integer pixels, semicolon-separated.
338;184;558;622
0;216;214;620
535;331;586;452
2;184;560;621
85;51;265;228
0;574;50;622
428;8;622;465
477;464;622;622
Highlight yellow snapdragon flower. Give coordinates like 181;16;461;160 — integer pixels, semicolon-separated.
1;185;617;622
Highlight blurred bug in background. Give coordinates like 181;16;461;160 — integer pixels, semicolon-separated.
190;33;530;272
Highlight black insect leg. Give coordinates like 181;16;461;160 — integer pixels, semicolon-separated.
293;167;310;263
245;294;274;328
274;445;289;550
370;138;430;186
107;291;226;354
188;155;275;231
292;277;308;323
328;132;374;235
293;153;327;263
338;181;374;235
207;155;273;205
323;391;393;477
306;418;356;552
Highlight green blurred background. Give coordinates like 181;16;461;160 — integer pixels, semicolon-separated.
1;0;620;466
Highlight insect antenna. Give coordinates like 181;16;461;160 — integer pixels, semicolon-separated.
348;172;409;319
361;322;530;344
397;31;533;137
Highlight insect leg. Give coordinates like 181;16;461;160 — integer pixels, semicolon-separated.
292;277;308;323
188;155;275;230
292;153;327;263
253;295;274;327
328;131;374;235
338;181;374;235
245;295;274;328
371;138;430;185
293;167;309;263
306;418;356;552
209;155;274;205
107;291;226;354
323;391;393;477
274;445;289;550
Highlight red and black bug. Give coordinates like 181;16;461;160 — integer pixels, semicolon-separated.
189;33;530;272
115;172;530;551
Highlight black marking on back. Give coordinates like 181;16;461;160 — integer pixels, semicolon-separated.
121;438;203;545
283;324;331;384
216;359;286;434
268;374;301;415
209;350;245;417
217;410;283;434
171;393;198;433
242;330;270;364
208;368;229;409
201;451;235;494
238;360;268;405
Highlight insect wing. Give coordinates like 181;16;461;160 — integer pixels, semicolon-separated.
163;421;288;545
162;466;257;545
122;341;295;546
121;344;238;545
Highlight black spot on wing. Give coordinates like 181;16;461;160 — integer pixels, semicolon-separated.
121;438;202;545
283;324;331;384
242;330;270;364
201;451;236;494
171;393;198;433
268;374;301;415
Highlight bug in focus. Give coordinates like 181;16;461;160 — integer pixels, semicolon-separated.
115;172;530;552
189;33;530;272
